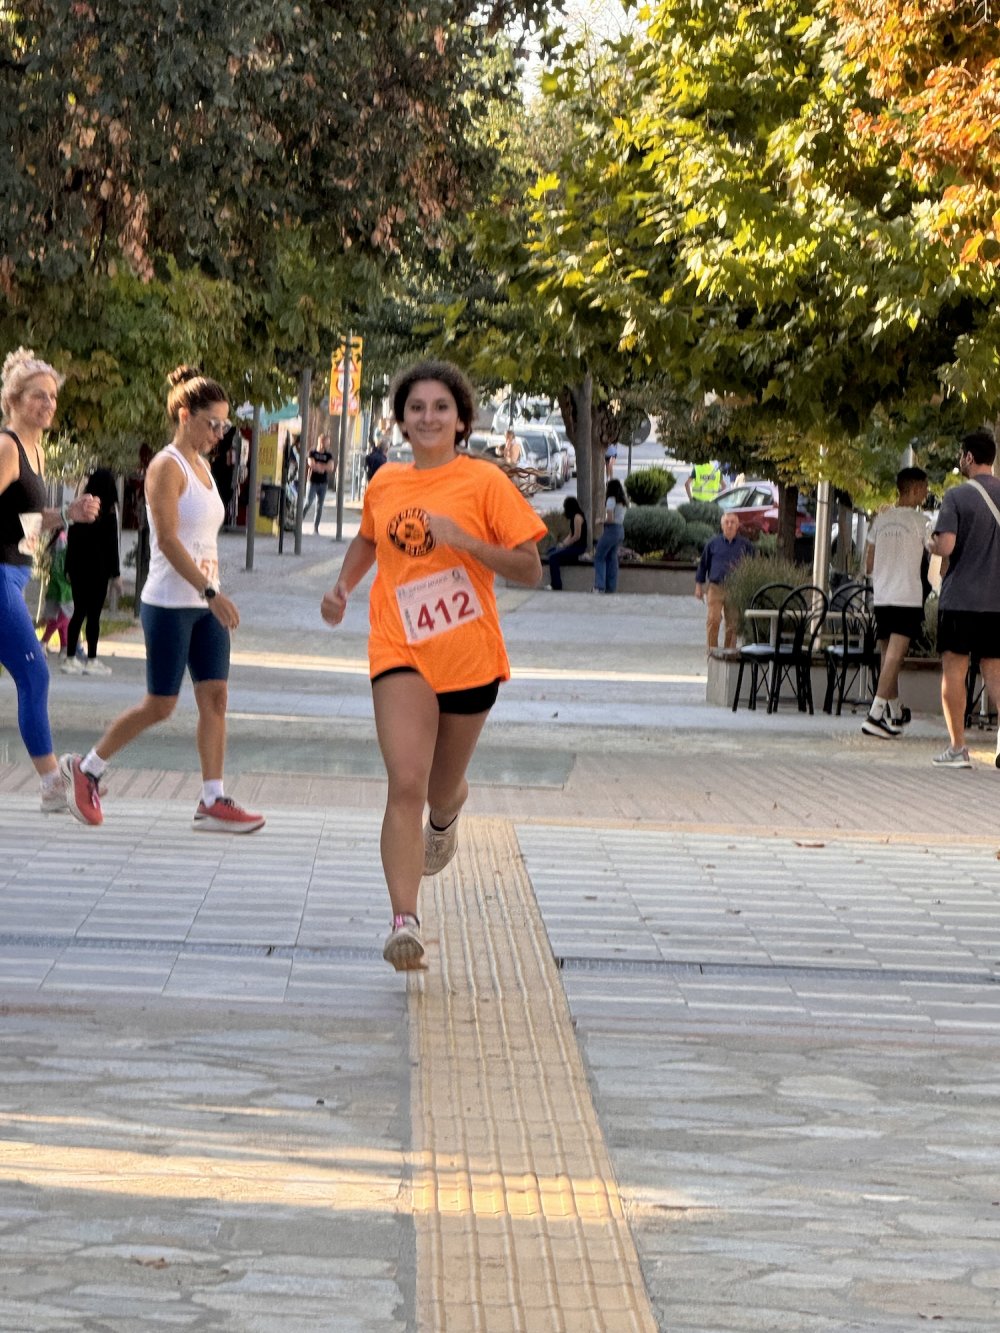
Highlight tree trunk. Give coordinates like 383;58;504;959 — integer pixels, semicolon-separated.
560;374;594;547
776;483;797;562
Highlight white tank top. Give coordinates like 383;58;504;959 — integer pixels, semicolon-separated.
141;444;225;609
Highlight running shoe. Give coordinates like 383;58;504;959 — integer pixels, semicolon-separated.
59;657;83;675
83;658;112;676
932;746;971;769
59;754;104;825
423;816;459;875
891;706;912;727
382;914;425;971
40;782;68;815
996;730;1000;770
192;796;265;834
861;713;900;739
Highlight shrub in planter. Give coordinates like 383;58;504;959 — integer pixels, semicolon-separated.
682;520;716;554
538;509;567;552
623;505;687;556
678;500;722;527
625;466;675;506
722;553;811;635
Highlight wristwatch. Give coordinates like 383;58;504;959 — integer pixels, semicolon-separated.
203;585;218;601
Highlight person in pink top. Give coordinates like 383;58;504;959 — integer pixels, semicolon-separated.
61;366;265;833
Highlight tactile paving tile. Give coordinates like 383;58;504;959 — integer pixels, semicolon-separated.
407;816;657;1332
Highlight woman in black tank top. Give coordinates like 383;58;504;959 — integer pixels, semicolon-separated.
0;347;100;813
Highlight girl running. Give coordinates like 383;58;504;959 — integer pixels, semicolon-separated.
321;360;545;970
61;366;264;833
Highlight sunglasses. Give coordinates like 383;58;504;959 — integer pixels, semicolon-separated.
205;418;230;435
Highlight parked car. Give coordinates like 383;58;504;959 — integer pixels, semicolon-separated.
716;480;816;539
465;431;506;460
386;442;414;464
513;424;564;489
544;413;576;478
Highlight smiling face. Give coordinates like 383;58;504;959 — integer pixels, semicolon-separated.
402;379;465;455
12;373;59;433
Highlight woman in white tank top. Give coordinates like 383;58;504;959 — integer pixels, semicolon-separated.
59;366;265;834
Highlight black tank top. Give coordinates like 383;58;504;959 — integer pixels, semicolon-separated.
0;429;47;566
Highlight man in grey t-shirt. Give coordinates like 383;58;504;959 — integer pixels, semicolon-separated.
928;427;1000;768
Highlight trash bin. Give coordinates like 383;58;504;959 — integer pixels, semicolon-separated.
258;483;281;520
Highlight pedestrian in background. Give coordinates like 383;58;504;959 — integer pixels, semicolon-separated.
543;496;588;591
62;466;121;677
39;524;72;656
928;428;1000;768
61;365;265;833
303;433;336;532
861;466;929;738
694;512;755;652
593;479;628;593
0;346;100;814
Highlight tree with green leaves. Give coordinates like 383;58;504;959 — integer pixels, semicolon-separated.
0;1;550;462
546;7;995;498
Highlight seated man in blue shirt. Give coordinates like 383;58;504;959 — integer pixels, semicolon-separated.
694;512;756;653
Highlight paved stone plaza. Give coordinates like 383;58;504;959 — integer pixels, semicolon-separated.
1;529;998;1330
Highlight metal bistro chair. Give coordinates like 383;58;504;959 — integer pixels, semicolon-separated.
822;584;880;715
733;583;828;714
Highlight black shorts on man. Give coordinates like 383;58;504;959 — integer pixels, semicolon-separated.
936;609;1000;660
873;605;924;642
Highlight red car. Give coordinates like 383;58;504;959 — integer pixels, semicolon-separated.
715;480;815;540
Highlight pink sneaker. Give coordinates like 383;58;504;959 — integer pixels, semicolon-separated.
58;754;103;826
192;796;265;834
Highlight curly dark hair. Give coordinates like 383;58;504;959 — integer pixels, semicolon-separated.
390;359;476;446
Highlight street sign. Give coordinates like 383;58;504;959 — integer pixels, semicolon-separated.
622;411;652;449
329;336;363;415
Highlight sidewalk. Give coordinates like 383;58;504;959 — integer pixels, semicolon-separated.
1;522;999;1331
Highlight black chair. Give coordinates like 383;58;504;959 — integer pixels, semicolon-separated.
733;584;827;714
965;656;999;731
822;584;880;715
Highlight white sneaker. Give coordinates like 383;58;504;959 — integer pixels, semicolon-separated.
40;782;68;814
423;816;460;876
60;657;83;675
83;658;112;676
932;745;971;769
382;914;425;970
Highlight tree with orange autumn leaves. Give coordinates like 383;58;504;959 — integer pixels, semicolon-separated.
834;0;1000;261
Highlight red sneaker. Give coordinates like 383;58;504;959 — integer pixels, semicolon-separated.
192;796;265;834
58;754;103;827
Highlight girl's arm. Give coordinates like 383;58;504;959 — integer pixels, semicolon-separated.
321;534;377;625
425;512;541;586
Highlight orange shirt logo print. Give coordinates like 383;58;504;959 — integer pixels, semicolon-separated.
388;508;434;558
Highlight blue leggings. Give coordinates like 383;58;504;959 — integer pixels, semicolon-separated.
0;563;53;758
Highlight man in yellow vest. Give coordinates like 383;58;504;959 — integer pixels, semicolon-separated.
685;460;724;502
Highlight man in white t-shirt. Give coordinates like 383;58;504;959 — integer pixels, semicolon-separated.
861;466;930;738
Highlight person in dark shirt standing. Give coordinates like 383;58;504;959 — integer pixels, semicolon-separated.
928;427;1000;768
694;512;755;653
303;433;336;532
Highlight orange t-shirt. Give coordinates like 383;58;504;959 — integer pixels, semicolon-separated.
360;453;546;691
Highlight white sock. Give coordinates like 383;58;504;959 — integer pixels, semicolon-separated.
40;770;62;793
202;779;224;805
887;699;902;719
871;696;888;718
81;749;108;779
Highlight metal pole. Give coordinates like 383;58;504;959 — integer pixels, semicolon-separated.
335;331;351;543
245;404;261;572
811;477;833;596
294;367;311;555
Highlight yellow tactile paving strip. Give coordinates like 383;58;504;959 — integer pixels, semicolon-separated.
408;816;658;1333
